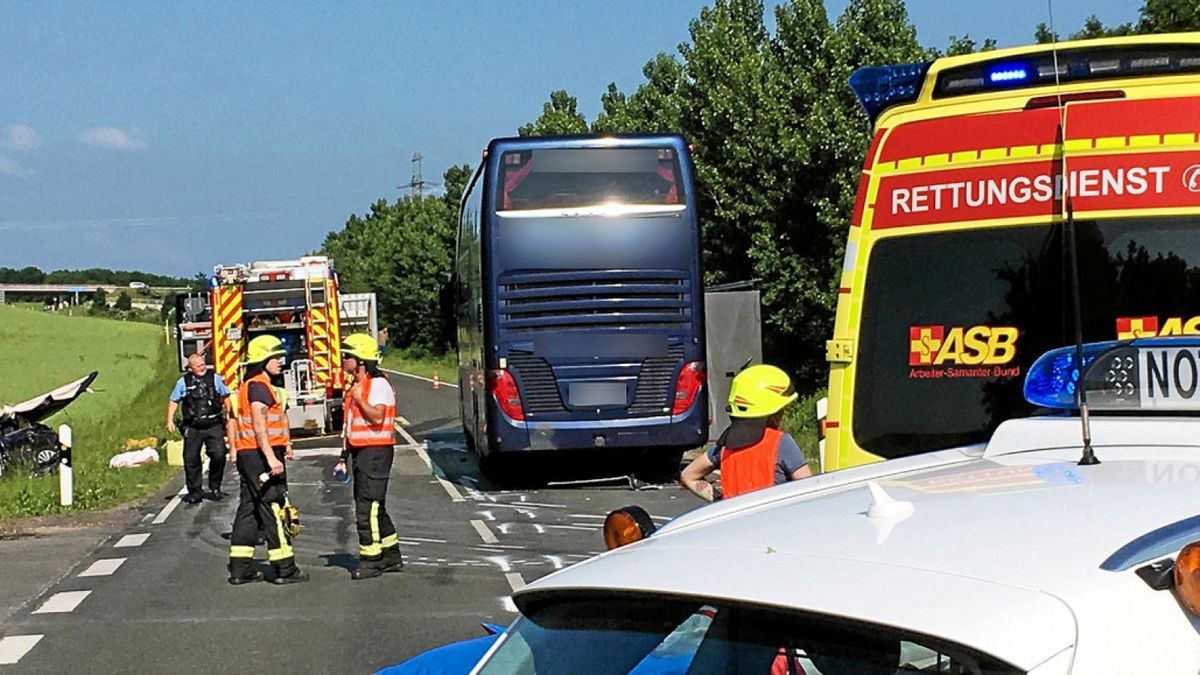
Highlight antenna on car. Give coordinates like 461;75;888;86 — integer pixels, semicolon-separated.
1047;0;1099;465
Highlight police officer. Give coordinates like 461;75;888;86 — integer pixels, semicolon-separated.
227;335;307;585
334;333;403;580
166;353;231;504
680;364;812;501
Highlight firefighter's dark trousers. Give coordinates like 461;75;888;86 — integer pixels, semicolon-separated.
182;423;226;496
228;446;297;578
350;445;401;569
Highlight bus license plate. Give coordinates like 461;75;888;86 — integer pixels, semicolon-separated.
569;382;627;407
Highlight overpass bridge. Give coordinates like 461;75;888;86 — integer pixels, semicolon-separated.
0;284;189;304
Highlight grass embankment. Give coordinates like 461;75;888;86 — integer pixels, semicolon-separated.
781;389;826;473
382;346;457;381
0;305;177;518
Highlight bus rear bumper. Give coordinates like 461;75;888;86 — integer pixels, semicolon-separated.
491;406;708;453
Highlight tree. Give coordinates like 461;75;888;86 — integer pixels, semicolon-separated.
114;291;133;311
1138;0;1200;32
518;90;589;137
442;163;473;210
942;34;998;56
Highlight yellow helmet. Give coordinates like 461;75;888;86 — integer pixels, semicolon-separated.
245;335;286;365
727;364;797;418
340;333;380;363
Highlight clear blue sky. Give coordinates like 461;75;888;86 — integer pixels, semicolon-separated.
0;1;1138;276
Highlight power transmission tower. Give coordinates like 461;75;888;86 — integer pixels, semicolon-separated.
407;152;425;198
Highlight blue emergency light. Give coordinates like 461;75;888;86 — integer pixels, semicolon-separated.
848;61;933;124
987;64;1031;84
1025;337;1200;411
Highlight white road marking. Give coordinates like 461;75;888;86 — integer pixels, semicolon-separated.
505;572;526;591
544;555;565;570
291;447;343;459
33;591;91;614
397;536;448;544
79;558;126;577
500;597;518;613
413;438;465;503
0;635;43;665
114;533;150;548
471;519;499;544
383;368;460;389
394;422;418;447
544;524;598;532
152;495;183;525
516;501;566;509
486;556;513;572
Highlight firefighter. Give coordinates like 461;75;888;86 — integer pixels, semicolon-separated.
679;364;812;501
334;333;403;580
166;353;231;503
227;335;307;585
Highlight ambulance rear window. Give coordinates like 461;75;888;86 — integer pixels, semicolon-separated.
854;216;1200;459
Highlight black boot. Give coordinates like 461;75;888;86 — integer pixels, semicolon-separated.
380;546;404;573
272;561;308;585
228;559;261;585
351;556;384;580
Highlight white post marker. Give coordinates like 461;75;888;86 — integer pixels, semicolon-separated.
58;424;73;507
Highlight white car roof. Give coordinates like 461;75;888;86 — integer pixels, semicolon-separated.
517;416;1200;672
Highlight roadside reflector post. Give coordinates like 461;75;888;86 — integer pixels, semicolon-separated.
58;424;73;507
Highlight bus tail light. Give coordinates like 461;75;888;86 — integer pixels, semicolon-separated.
487;369;525;421
672;361;706;415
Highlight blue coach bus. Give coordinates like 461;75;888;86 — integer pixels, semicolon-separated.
454;134;708;479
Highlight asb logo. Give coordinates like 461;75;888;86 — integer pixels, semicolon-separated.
1116;315;1200;339
909;325;1019;366
1184;165;1200;193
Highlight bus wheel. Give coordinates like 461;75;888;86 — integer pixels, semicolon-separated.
634;449;685;485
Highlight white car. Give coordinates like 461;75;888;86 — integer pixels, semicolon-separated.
468;339;1200;674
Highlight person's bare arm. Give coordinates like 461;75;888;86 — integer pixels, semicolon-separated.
166;401;178;433
349;385;386;424
789;464;813;481
251;401;284;475
680;453;718;502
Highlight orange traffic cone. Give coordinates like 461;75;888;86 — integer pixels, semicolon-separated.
432;371;441;390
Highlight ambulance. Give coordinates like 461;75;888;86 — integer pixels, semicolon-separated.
824;33;1200;470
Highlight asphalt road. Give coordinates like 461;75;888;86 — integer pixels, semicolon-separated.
0;370;701;673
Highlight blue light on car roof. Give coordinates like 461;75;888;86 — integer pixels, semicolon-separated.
1023;341;1120;409
848;62;933;124
988;65;1031;84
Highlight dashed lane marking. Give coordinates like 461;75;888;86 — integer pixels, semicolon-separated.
78;558;126;577
32;591;91;614
505;572;527;591
114;533;150;548
0;635;43;665
470;519;499;544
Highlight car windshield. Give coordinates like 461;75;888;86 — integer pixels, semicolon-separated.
497;147;682;211
855;215;1200;459
476;596;1020;675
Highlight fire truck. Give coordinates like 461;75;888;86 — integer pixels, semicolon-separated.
174;256;377;434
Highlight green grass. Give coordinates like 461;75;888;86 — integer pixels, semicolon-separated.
381;345;457;381
0;305;177;518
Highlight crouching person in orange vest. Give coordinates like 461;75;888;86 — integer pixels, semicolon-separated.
335;333;403;580
680;365;812;502
227;335;307;586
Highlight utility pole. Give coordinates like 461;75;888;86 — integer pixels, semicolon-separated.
407;152;425;198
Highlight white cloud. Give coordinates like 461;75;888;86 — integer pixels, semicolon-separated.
0;155;33;178
77;126;147;150
3;124;40;150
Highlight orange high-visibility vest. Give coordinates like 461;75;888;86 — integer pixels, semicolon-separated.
345;376;396;448
719;427;784;499
234;372;290;451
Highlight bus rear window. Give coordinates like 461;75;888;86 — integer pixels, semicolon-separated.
855;216;1200;459
498;147;681;211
